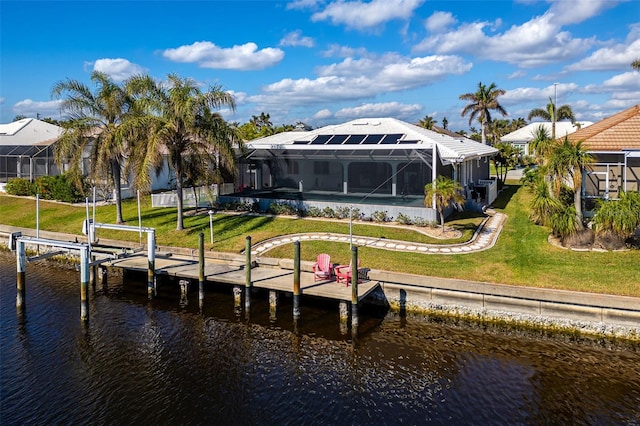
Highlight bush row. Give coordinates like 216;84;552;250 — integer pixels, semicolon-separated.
5;175;86;203
217;200;437;226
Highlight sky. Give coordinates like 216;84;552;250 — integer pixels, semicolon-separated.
1;0;639;132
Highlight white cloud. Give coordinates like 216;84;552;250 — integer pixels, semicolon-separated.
0;97;5;104
163;41;284;70
92;58;147;81
313;109;333;120
322;44;371;58
13;99;63;118
286;0;322;10
334;101;422;119
279;30;315;47
424;11;456;33
582;71;640;93
547;0;620;25
565;30;640;71
311;0;424;31
507;70;526;79
501;82;579;106
249;53;471;108
413;11;595;67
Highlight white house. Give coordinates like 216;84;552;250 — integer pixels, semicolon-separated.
501;121;592;156
0;118;65;188
230;117;498;221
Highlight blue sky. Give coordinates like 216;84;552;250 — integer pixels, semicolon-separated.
1;0;639;132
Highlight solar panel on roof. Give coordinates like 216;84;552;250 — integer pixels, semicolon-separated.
327;134;349;144
310;134;332;144
361;134;384;144
380;134;403;144
292;140;309;145
344;134;366;144
398;140;420;144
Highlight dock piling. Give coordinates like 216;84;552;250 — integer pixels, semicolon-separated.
245;236;251;311
350;245;359;329
339;300;349;335
147;230;156;299
269;290;278;322
16;240;26;310
80;246;89;322
199;233;205;308
293;241;301;319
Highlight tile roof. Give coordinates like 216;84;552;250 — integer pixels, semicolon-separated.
565;104;640;152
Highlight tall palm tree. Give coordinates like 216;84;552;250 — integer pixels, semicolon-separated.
459;82;508;144
527;97;575;140
129;74;240;230
547;137;594;229
51;71;142;224
529;125;555;165
424;176;464;231
632;59;640;70
418;115;437;130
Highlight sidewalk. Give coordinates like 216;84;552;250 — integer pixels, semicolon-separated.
251;211;507;256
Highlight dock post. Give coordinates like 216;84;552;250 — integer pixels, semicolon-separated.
245;236;251;311
199;232;205;309
350;245;359;330
339;300;349;335
147;230;156;300
80;245;89;322
99;265;108;291
293;241;301;320
16;240;26;310
269;290;278;322
233;286;242;315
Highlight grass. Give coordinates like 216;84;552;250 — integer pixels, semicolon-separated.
1;185;639;297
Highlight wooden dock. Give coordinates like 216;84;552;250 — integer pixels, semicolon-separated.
105;252;380;302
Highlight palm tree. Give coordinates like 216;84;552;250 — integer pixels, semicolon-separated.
632;59;640;70
459;82;508;144
441;117;448;130
51;71;142;224
592;191;640;239
424;176;464;231
529;125;555;165
129;74;239;230
547;137;594;229
418;115;437;130
527;97;575;140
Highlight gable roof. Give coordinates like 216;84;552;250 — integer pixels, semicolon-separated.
565;104;640;152
0;118;64;147
501;121;592;144
246;117;497;164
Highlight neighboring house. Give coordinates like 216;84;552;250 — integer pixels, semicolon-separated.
235;117;498;221
564;104;640;212
0;118;173;198
0;118;65;188
501;121;592;156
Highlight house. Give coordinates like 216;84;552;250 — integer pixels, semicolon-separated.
233;117;498;221
501;121;592;156
0;118;65;189
563;104;640;211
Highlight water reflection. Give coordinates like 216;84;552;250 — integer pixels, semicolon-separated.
1;253;639;425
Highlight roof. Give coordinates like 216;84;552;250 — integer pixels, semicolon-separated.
501;121;592;144
564;104;640;152
246;117;497;163
0;118;63;147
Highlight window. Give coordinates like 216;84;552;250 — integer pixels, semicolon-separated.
314;161;330;175
287;161;299;174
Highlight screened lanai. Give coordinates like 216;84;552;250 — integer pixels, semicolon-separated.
232;118;498;218
0;118;65;184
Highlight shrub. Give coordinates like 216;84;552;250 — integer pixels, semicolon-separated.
5;178;34;196
34;175;85;203
267;202;298;216
396;212;413;225
413;217;436;227
334;206;350;219
305;206;323;217
322;206;336;218
371;210;391;223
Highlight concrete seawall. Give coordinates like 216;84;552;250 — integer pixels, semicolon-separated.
1;225;638;340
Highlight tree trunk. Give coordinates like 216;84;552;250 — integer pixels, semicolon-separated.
481;119;487;145
112;159;124;224
574;188;584;230
175;159;184;231
439;208;445;232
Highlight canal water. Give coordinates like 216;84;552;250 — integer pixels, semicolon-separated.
1;252;639;425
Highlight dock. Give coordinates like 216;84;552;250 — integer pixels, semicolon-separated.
105;252;380;302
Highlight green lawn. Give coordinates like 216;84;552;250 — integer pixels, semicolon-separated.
1;185;639;297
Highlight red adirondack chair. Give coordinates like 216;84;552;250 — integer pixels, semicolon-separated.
312;253;334;281
335;259;361;286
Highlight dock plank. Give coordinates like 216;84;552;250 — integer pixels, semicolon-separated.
106;253;379;302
